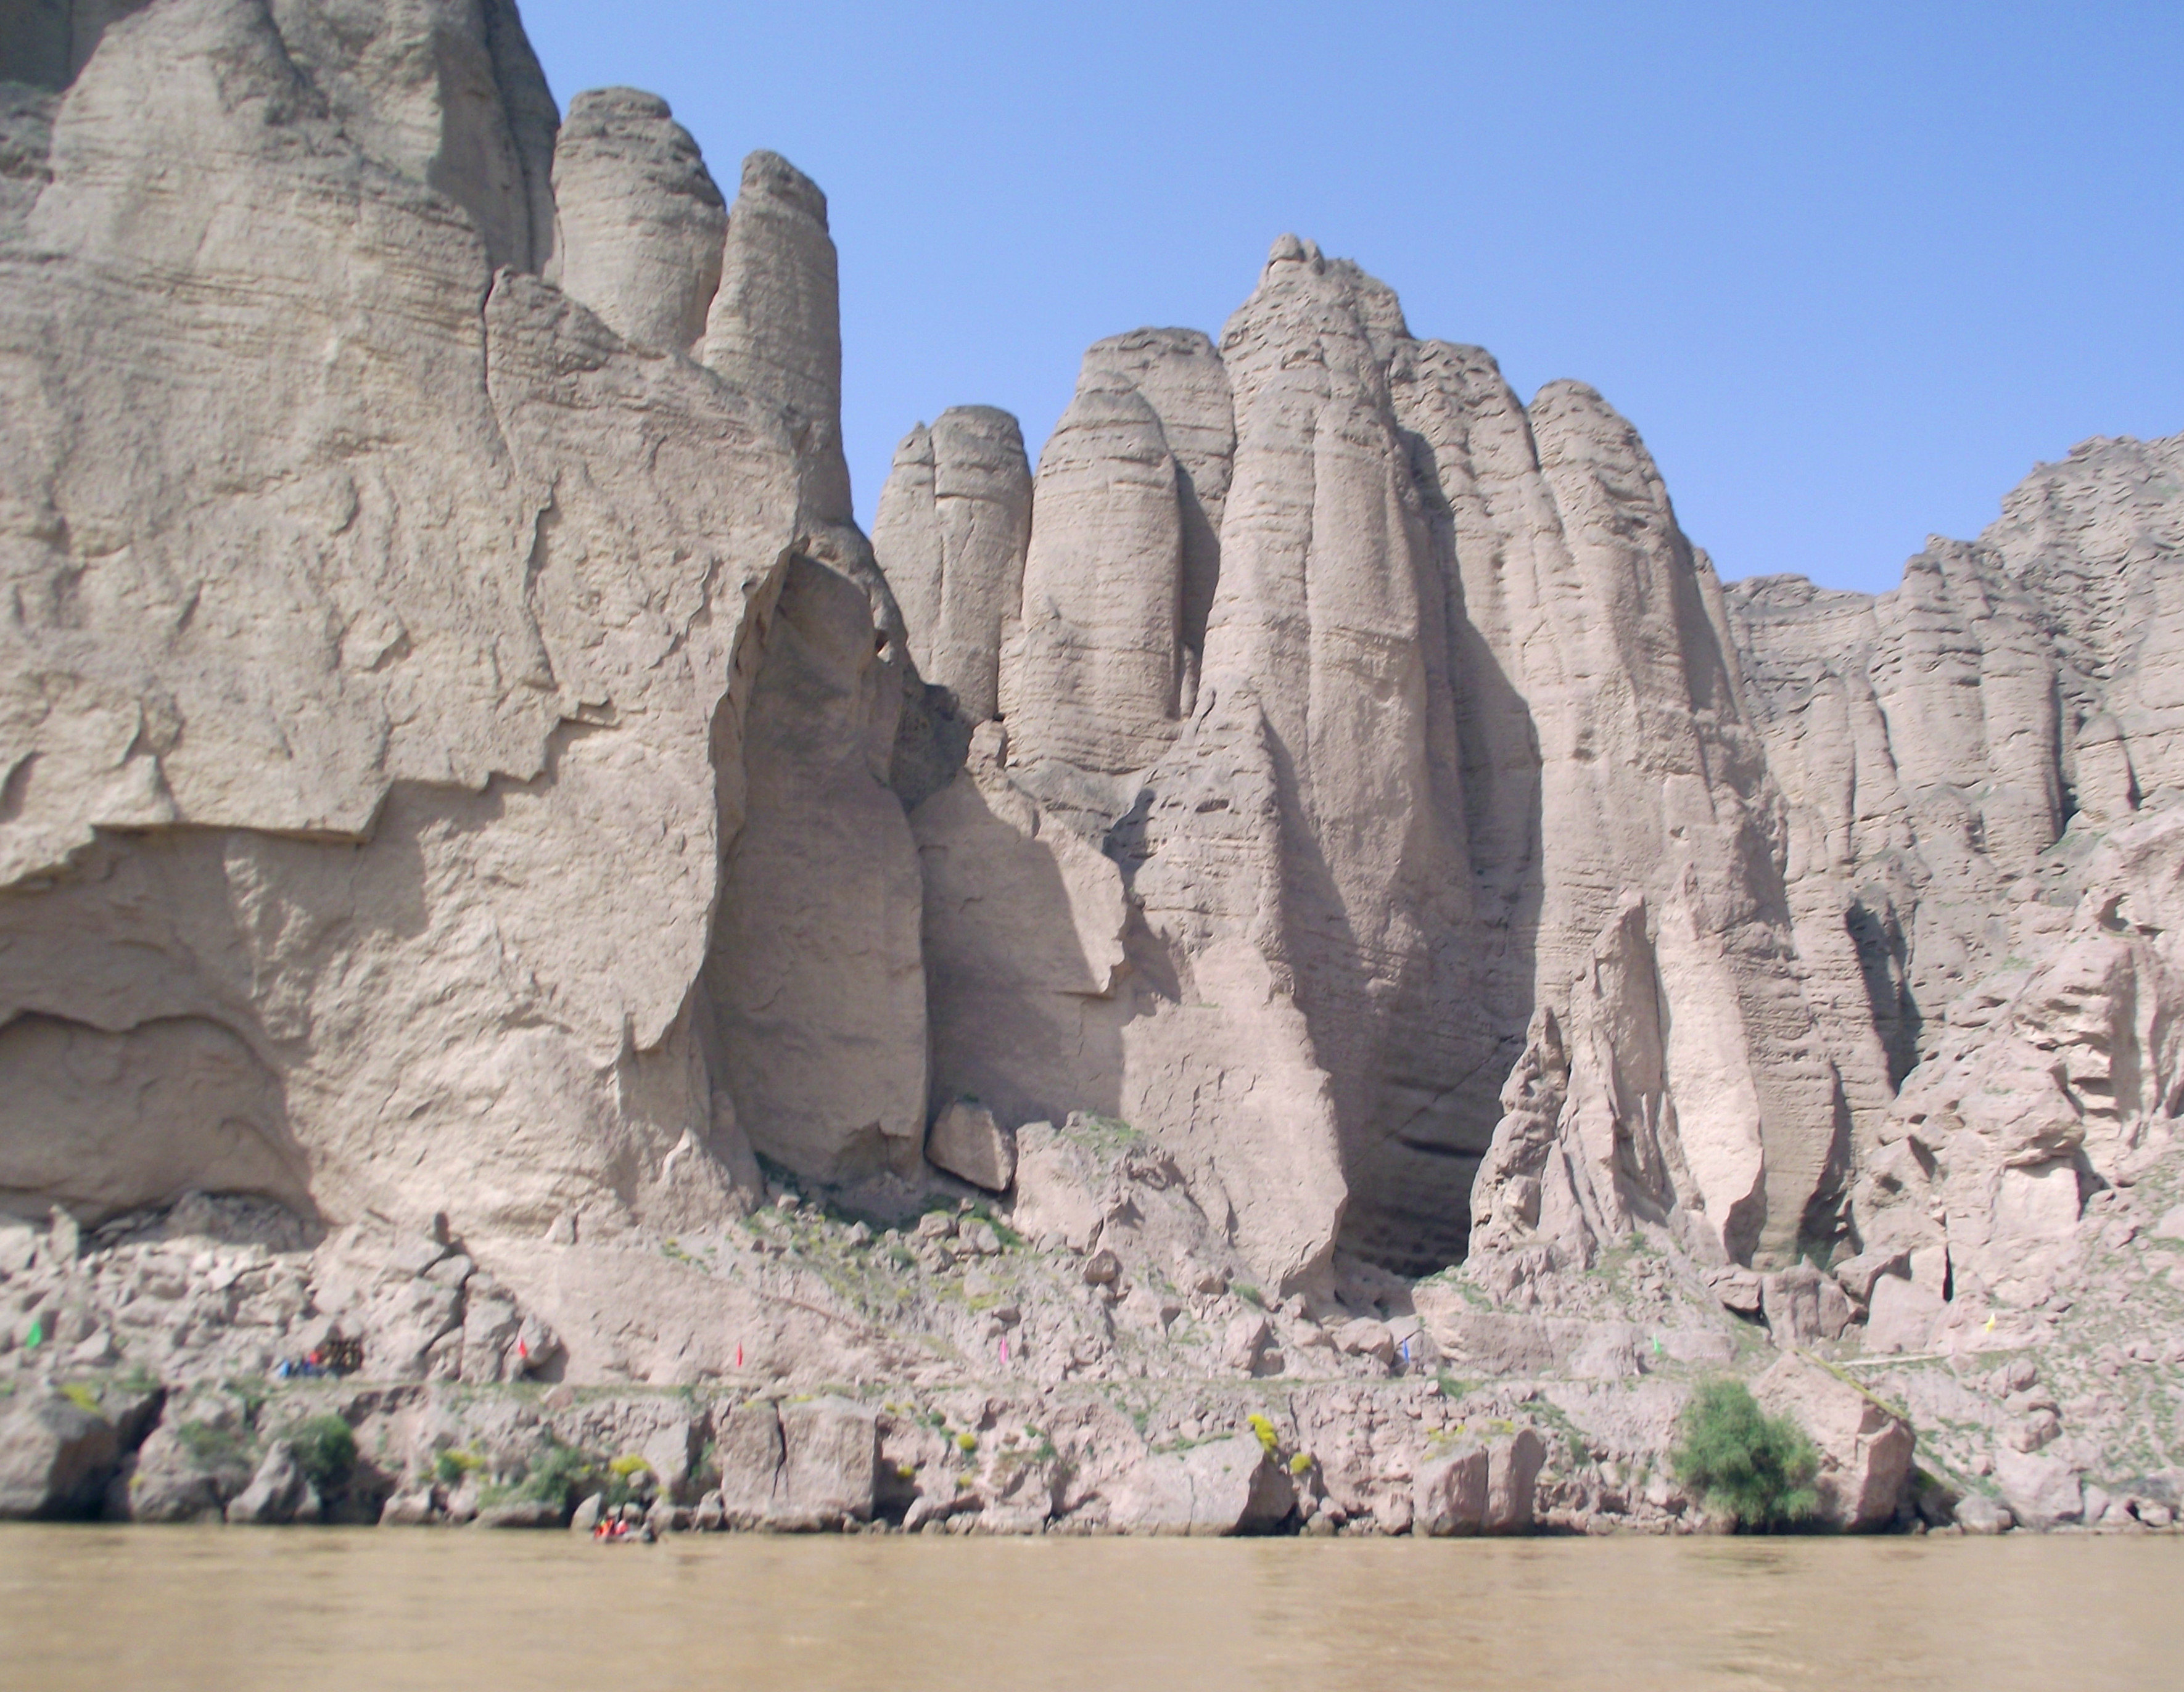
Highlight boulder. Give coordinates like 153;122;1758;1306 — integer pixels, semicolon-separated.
0;1389;120;1519
1413;1445;1489;1535
1223;1315;1272;1374
1760;1263;1855;1346
1333;1318;1396;1365
714;1400;786;1527
773;1397;877;1530
1864;1274;1945;1354
124;1423;253;1524
1010;1122;1108;1252
925;1099;1016;1193
225;1440;316;1526
1752;1352;1913;1529
1954;1493;2015;1535
1833;1246;1910;1304
1485;1430;1547;1533
1110;1434;1294;1536
1995;1447;2084;1530
381;1490;436;1527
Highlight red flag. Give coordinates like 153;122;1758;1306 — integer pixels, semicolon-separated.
735;1344;743;1369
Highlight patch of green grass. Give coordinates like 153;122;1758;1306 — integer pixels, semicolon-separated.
1232;1283;1264;1308
1670;1379;1818;1531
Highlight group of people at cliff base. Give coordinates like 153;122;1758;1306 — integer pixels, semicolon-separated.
273;1337;363;1379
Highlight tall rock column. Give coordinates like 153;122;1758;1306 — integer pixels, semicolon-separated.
693;145;932;1189
1193;238;1491;1272
1002;373;1189;773
872;405;1031;722
1394;343;1846;1268
547;87;725;356
704;149;852;532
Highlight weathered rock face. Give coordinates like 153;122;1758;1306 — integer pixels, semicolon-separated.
8;0;2184;1529
873;406;1032;723
547;86;723;356
893;238;1842;1284
0;0;921;1271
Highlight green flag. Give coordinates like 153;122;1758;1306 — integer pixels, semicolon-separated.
24;1316;43;1350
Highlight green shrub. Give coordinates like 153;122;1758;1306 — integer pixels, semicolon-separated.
1670;1380;1818;1530
176;1419;253;1469
434;1448;485;1488
511;1442;593;1507
289;1415;358;1493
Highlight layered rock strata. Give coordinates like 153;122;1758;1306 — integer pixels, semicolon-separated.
893;239;1844;1281
4;0;2184;1537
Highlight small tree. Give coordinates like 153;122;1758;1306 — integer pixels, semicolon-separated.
1670;1379;1818;1530
289;1415;358;1496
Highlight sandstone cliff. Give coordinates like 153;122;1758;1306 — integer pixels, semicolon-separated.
3;0;2182;1538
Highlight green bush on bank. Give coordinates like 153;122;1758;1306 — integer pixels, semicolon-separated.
288;1415;358;1494
1669;1379;1818;1530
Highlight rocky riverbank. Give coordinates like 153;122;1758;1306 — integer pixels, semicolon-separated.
4;1115;2179;1537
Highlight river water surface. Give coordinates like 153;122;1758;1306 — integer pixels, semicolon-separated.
2;1526;2175;1691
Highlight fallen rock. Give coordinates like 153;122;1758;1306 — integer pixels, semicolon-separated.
124;1422;253;1524
1833;1246;1910;1304
1995;1447;2083;1530
1864;1275;1945;1354
1751;1352;1913;1530
1333;1318;1396;1365
715;1400;785;1527
774;1397;877;1530
926;1099;1016;1193
1223;1315;1272;1374
1707;1267;1765;1316
381;1489;435;1527
1485;1430;1547;1533
477;1497;568;1529
1415;1294;1641;1381
1413;1445;1489;1535
0;1389;119;1520
225;1440;316;1527
1110;1434;1294;1535
1954;1493;2014;1534
1760;1263;1855;1347
1010;1122;1108;1252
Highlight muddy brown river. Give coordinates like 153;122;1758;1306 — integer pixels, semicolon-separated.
1;1526;2175;1690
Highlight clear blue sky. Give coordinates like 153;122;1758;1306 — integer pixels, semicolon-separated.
517;1;2180;595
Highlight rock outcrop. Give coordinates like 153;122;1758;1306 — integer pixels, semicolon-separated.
4;0;2183;1535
